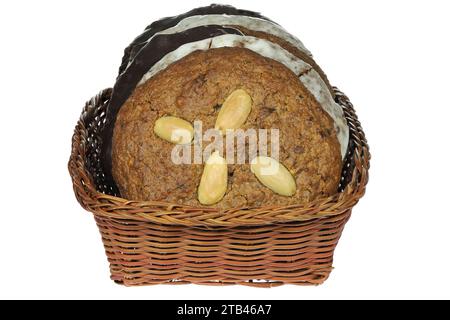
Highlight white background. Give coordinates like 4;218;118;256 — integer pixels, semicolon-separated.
1;0;449;300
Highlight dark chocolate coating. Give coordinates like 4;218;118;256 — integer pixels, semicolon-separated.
101;25;243;191
118;4;272;76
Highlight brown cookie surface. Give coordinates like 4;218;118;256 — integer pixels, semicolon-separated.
112;47;342;208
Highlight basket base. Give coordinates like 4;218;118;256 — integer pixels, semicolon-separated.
95;210;351;287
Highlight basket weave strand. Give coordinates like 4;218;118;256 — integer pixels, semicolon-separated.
68;87;369;286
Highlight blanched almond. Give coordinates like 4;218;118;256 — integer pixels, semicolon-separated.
198;151;228;205
154;116;194;145
215;89;252;134
250;156;296;196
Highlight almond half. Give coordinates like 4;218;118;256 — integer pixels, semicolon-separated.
215;89;252;134
198;151;228;205
250;156;296;197
154;116;194;145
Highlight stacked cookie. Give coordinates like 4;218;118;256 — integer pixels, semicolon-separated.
102;4;349;208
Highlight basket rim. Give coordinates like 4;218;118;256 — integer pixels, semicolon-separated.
68;87;370;226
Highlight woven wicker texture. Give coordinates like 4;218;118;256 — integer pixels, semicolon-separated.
68;88;370;286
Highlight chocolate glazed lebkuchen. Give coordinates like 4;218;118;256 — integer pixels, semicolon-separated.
100;4;350;209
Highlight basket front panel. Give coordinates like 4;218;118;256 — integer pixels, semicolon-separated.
94;210;351;286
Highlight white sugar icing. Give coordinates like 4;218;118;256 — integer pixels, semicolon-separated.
300;69;349;158
137;34;349;158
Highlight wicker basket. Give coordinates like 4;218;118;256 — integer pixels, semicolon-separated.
68;87;369;287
